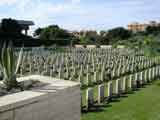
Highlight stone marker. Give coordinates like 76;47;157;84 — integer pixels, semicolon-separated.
115;79;121;95
86;88;94;110
148;68;152;82
107;81;113;99
140;71;143;85
144;70;148;83
128;74;133;90
94;71;97;83
97;84;105;104
122;76;126;93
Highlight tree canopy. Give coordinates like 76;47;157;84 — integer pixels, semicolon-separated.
0;18;40;47
145;26;160;35
106;27;132;44
34;25;74;46
0;18;22;37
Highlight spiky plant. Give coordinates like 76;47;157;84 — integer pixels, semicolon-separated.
0;41;23;91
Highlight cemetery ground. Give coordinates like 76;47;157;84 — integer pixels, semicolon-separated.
82;80;160;120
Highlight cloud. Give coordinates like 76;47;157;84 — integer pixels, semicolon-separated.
0;0;160;35
15;0;81;19
7;0;82;35
0;0;19;6
71;0;81;4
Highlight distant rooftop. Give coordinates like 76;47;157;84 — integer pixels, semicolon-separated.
129;21;160;25
16;20;34;26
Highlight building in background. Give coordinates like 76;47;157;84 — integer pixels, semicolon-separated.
17;20;34;35
128;21;160;32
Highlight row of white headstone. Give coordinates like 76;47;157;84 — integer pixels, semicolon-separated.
15;48;160;111
18;50;158;80
84;65;160;110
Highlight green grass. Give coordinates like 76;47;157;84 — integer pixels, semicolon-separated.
81;80;160;120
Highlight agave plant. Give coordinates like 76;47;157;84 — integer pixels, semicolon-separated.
0;41;23;91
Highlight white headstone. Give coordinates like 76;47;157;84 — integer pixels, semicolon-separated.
86;88;94;109
107;81;113;98
122;76;126;92
98;84;105;104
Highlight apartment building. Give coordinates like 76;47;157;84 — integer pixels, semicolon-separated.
128;21;160;32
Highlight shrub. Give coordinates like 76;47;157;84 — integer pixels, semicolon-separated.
0;41;23;91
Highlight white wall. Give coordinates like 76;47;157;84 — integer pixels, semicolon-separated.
0;75;80;120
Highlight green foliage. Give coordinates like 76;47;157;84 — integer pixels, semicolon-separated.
106;27;132;44
142;35;160;57
99;32;110;45
34;25;73;46
76;27;132;45
0;18;22;37
34;23;160;48
74;31;101;45
79;36;90;44
0;18;38;47
85;31;100;44
145;26;160;35
34;25;160;48
0;41;23;91
34;27;43;37
112;30;160;57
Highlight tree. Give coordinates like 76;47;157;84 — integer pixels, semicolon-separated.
122;33;160;57
79;36;90;44
99;30;107;37
35;25;71;40
142;35;160;57
0;18;28;46
145;26;160;35
0;18;22;36
106;27;132;44
74;30;100;45
34;25;73;46
34;27;43;37
99;30;110;45
84;31;99;44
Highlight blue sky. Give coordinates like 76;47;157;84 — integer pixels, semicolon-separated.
0;0;160;35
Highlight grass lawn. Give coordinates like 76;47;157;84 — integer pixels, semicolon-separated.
81;80;160;120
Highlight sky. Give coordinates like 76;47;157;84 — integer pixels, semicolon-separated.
0;0;160;35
